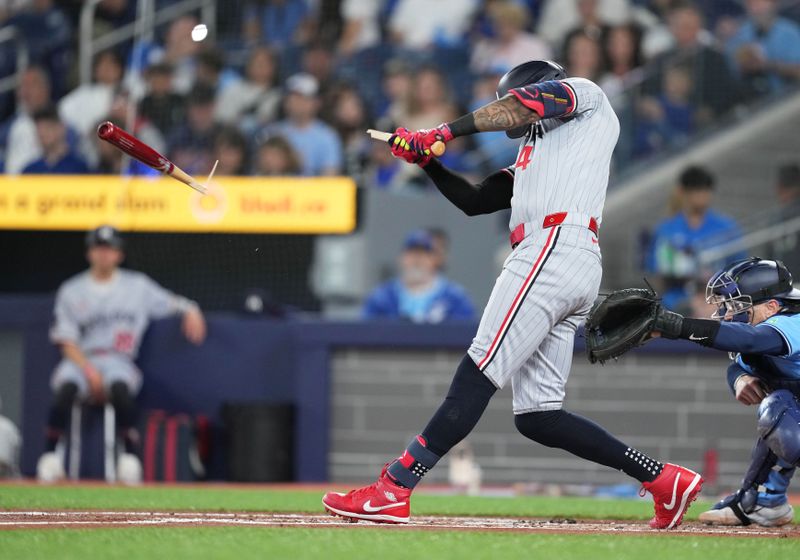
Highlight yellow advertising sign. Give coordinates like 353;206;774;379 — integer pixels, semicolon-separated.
0;175;357;233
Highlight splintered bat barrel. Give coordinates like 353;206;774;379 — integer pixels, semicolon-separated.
97;121;174;174
97;121;208;193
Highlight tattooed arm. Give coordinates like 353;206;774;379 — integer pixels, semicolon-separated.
473;94;542;132
446;94;540;137
393;81;573;158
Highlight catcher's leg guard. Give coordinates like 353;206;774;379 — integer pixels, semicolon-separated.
757;390;800;466
759;461;794;507
713;437;778;525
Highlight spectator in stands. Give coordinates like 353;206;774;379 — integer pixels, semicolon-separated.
404;66;456;131
213;126;249;176
22;107;89;174
363;229;475;323
166;85;217;176
599;23;644;99
59;50;123;137
471;2;552;75
635;64;696;157
8;0;71;97
646;2;739;120
326;83;371;180
538;0;630;49
378;58;413;123
92;0;137;59
195;48;240;95
254;135;303;176
388;0;479;50
338;0;383;56
427;227;450;273
563;29;606;81
138;63;186;136
270;73;342;176
726;0;800;94
302;41;337;99
3;66;51;174
95;0;136;31
215;47;281;127
646;166;743;312
159;15;204;93
243;0;314;47
770;163;800;274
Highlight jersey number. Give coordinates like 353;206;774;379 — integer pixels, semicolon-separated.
515;146;533;170
114;332;134;353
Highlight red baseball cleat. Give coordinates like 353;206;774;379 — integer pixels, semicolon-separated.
641;463;703;529
322;466;411;524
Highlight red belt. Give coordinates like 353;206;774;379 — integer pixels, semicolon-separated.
509;212;599;249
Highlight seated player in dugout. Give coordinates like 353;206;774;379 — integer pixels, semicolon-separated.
37;226;207;483
362;229;475;323
647;257;800;527
324;60;704;530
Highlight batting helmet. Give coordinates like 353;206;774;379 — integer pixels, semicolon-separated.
496;60;567;139
706;257;800;322
86;225;124;250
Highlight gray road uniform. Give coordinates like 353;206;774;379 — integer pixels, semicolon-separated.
50;269;197;398
466;77;620;413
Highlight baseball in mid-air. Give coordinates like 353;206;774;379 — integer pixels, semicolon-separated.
191;23;208;42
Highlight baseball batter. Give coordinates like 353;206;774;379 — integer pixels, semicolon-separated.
37;225;206;482
323;60;703;529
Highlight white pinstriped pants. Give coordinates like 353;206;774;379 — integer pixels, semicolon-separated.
467;224;602;413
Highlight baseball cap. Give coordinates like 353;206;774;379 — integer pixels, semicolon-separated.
86;225;124;250
403;229;434;252
285;73;319;97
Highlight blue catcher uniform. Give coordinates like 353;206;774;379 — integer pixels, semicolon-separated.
668;257;800;525
729;312;800;510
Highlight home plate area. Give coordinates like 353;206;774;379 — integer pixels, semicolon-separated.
0;511;796;537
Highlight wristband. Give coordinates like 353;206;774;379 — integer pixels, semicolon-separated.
447;114;478;138
679;318;721;347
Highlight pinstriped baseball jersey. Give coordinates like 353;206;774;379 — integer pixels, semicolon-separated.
507;77;619;231
466;78;617;413
50;269;196;358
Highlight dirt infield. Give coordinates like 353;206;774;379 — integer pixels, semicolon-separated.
0;510;796;537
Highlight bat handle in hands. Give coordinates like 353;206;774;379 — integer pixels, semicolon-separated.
430;140;446;157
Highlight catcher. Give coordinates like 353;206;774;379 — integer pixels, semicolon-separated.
587;257;800;526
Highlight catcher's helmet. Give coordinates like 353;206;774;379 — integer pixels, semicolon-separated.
496;60;567;139
706;257;800;322
86;225;124;250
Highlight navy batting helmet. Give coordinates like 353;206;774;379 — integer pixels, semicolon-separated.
706;257;800;322
496;60;567;139
86;225;124;250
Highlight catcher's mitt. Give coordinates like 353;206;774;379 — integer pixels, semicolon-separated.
585;288;660;364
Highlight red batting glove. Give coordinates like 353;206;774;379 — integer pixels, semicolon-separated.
389;127;432;167
408;123;454;157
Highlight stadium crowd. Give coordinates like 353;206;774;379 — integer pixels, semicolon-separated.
0;0;798;185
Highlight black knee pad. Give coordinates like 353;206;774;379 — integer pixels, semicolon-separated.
109;382;136;429
48;382;79;430
514;410;564;447
53;382;79;412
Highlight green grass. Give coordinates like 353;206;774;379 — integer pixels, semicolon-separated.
0;484;792;560
1;527;796;560
0;483;715;520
